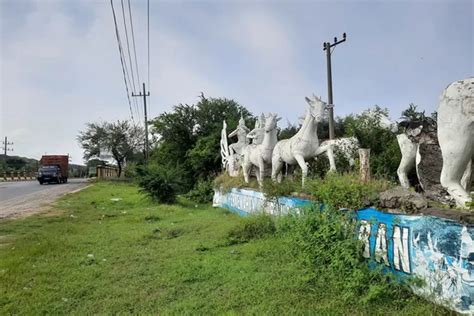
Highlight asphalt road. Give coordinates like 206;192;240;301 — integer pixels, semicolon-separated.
0;178;89;219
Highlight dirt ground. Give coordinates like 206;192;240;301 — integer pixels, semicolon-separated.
0;182;90;220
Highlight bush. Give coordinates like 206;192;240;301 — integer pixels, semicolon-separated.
279;209;417;305
306;172;393;210
185;179;214;203
226;214;276;245
136;164;184;204
261;177;302;199
213;173;259;192
123;162;138;179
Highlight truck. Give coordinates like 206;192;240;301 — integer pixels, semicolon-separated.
37;155;69;184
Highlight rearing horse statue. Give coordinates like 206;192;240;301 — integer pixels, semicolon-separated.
272;95;336;187
243;113;280;185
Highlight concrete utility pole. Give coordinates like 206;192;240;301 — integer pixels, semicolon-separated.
132;82;150;163
2;136;13;157
323;32;347;140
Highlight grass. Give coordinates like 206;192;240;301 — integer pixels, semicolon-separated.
0;182;450;314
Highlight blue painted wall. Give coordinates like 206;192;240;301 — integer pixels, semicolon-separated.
213;188;474;314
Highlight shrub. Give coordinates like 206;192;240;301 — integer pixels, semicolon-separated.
279;208;417;305
261;177;302;199
123;162;138;179
136;164;184;204
226;214;276;245
306;172;393;210
185;179;214;203
213;173;259;192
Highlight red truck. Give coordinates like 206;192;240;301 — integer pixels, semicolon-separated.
37;155;69;184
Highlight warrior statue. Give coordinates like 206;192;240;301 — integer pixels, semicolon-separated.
228;115;250;155
247;113;266;145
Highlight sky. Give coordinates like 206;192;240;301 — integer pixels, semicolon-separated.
1;0;472;165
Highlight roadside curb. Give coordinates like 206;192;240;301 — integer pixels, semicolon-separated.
67;184;93;195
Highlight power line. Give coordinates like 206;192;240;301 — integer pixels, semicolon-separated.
110;0;135;124
127;0;143;124
147;0;150;98
128;0;141;88
120;0;141;126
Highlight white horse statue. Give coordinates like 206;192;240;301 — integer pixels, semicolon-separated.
272;95;336;187
243;113;281;185
438;77;473;208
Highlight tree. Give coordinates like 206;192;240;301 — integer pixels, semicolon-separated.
77;120;144;177
343;106;400;179
150;94;253;192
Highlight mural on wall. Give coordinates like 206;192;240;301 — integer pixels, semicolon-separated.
358;208;474;314
213;189;474;314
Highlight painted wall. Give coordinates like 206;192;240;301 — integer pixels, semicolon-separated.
213;188;474;314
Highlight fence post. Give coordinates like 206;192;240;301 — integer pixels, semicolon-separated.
359;148;371;183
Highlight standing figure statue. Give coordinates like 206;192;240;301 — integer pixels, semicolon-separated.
247;113;266;145
272;94;336;187
242;113;281;186
438;77;473;208
220;120;230;169
228;116;250;155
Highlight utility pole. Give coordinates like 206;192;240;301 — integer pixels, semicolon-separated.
323;32;347;140
132;82;150;163
2;136;13;157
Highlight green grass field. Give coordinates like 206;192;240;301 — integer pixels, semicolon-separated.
0;182;450;314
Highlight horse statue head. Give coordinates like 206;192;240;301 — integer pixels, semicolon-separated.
304;94;328;122
264;113;281;132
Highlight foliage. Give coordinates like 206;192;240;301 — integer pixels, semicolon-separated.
123;162;138;179
306;172;393;210
261;177;302;199
184;179;214;203
0;182;445;314
213;173;259;192
0;155;39;173
136;163;184;203
77;120;144;177
226;214;276;245
278;209;424;307
150;94;253;192
343;106;400;179
86;158;107;168
278;122;299;140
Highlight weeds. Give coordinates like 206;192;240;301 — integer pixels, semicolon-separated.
226;214;276;245
306;172;393;210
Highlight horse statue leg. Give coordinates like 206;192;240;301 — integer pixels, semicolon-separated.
258;155;265;187
242;153;251;183
271;153;284;183
315;143;337;172
294;154;308;187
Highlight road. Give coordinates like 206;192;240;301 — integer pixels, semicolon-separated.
0;178;89;220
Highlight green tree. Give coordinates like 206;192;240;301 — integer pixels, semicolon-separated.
150;94;253;192
77;120;144;177
343;106;400;179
